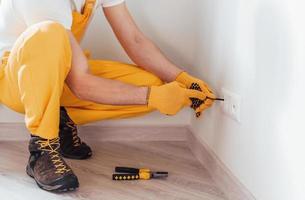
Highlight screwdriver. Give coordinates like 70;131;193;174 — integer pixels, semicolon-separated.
112;167;168;181
207;97;225;101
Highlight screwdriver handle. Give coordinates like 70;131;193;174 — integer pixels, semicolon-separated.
115;167;139;173
113;173;140;181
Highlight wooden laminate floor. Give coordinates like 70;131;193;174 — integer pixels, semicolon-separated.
0;141;227;200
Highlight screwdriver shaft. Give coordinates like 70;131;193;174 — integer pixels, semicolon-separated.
207;97;224;101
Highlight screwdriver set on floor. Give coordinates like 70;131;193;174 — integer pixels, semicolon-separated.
190;83;224;117
112;167;168;181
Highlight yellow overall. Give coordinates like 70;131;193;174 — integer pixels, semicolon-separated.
0;0;162;139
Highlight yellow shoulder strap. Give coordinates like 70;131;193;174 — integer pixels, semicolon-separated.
83;0;96;13
70;0;96;13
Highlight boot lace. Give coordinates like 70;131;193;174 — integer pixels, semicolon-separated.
66;121;81;147
36;138;71;174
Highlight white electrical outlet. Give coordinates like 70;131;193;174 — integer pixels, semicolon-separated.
221;88;241;122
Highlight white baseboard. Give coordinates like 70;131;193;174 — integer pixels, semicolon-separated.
187;127;256;200
0;123;29;141
0;123;188;142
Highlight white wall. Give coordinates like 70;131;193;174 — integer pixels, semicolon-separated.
191;0;305;199
2;1;304;199
0;0;196;125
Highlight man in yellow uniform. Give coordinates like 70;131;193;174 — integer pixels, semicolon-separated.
0;0;215;192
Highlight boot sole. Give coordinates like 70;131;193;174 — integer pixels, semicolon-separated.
61;151;92;160
26;164;79;192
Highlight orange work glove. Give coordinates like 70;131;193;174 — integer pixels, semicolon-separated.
148;82;206;116
175;72;215;116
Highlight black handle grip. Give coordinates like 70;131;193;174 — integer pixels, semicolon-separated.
115;167;139;173
113;173;140;181
190;83;204;117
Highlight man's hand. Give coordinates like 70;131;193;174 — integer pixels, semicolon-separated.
175;72;215;116
148;82;206;115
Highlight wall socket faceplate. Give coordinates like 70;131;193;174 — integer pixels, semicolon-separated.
221;88;241;123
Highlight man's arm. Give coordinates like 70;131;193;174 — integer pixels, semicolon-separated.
65;31;206;116
103;3;183;83
65;31;148;105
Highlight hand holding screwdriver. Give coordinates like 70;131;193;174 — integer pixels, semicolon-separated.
148;81;206;116
190;83;224;117
175;72;218;117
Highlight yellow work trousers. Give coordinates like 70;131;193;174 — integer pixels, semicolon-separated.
0;21;162;139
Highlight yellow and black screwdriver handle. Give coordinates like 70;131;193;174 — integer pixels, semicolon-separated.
112;167;168;181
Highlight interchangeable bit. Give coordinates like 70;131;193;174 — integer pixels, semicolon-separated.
151;171;169;178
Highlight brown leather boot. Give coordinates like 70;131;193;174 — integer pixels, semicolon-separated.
26;136;79;192
59;107;92;160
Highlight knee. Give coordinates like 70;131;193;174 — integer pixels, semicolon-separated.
21;21;72;73
24;21;70;55
35;21;67;38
